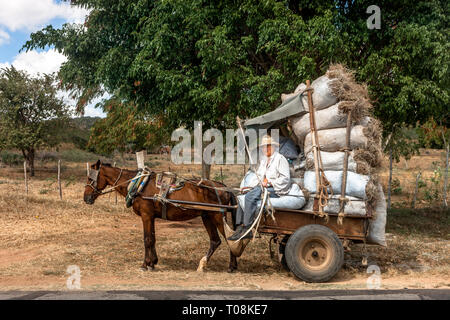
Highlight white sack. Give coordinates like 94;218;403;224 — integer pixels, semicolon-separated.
281;83;307;103
300;75;338;110
240;170;259;189
303;194;366;216
290;102;347;143
305;151;358;172
303;125;368;155
367;184;387;246
237;183;306;210
304;170;369;199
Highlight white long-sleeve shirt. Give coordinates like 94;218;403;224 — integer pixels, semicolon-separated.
256;151;291;195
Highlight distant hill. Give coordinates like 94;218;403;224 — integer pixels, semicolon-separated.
58;116;101;149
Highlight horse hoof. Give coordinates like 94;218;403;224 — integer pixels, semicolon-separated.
227;268;237;273
140;266;148;271
197;256;208;272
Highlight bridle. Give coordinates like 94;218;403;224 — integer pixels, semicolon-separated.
86;164;124;196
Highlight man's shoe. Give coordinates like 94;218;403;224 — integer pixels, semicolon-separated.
227;231;243;241
240;229;253;240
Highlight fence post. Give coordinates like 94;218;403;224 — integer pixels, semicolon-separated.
411;171;421;209
220;166;223;183
443;143;449;208
24;161;28;195
387;148;393;210
114;162;117;205
58;160;62;200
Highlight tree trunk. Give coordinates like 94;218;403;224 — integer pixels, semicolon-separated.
387;148;393;210
411;172;421;209
444;143;449;208
22;148;36;177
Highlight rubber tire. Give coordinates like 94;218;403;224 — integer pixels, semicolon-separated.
285;225;344;283
278;235;290;271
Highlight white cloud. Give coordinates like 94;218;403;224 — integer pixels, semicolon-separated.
2;48;105;118
11;49;67;76
0;0;90;32
0;28;10;45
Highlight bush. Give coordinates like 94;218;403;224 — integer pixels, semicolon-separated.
0;151;23;166
391;177;402;195
37;151;58;163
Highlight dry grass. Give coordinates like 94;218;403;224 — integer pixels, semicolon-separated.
0;150;449;290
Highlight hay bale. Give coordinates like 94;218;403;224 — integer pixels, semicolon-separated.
326;63;373;121
305;151;371;175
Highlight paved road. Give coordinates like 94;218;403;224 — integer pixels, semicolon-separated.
1;289;449;300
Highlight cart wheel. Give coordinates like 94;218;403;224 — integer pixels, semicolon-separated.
278;235;290;271
285;225;344;283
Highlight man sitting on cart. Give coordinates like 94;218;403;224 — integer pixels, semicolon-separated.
228;135;291;241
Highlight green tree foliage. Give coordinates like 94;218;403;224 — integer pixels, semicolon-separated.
0;67;71;176
87;99;170;155
23;0;449;135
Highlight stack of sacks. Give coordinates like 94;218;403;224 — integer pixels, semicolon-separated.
284;64;386;246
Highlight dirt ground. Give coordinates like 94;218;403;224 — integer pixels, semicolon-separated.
0;150;449;291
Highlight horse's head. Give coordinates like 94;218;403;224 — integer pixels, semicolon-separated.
84;160;109;205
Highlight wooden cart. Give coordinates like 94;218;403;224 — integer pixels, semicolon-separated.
258;208;369;282
161;197;370;283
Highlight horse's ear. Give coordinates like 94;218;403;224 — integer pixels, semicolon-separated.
95;160;101;169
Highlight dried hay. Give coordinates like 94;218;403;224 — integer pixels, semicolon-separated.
326;64;373;122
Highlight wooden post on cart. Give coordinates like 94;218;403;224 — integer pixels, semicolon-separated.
338;110;352;225
305;80;321;212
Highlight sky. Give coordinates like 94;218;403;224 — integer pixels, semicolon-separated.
0;0;106;118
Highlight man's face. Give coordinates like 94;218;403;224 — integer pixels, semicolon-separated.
262;144;274;157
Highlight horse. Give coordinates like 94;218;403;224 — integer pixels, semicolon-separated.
83;160;239;272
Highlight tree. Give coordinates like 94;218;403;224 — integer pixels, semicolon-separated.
419;117;450;208
23;0;448;136
383;124;421;209
87;99;170;156
0;67;70;176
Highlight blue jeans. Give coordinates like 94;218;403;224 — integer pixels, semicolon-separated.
236;186;279;227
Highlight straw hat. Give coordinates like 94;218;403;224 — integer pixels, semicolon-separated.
259;135;279;147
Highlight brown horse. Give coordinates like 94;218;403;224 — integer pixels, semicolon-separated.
83;160;238;272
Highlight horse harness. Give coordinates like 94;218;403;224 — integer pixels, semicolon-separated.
86;164;124;196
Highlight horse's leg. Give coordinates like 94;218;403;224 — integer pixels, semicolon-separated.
212;213;238;273
140;213;158;271
197;213;222;272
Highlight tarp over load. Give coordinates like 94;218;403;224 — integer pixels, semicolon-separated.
243;64;387;246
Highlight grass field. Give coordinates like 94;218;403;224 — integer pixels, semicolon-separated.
0;147;448;290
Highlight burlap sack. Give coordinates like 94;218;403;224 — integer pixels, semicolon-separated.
303;125;368;155
305;151;371;175
303;194;366;216
291;102;348;143
300;75;338;110
304;170;370;199
367;183;387;246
